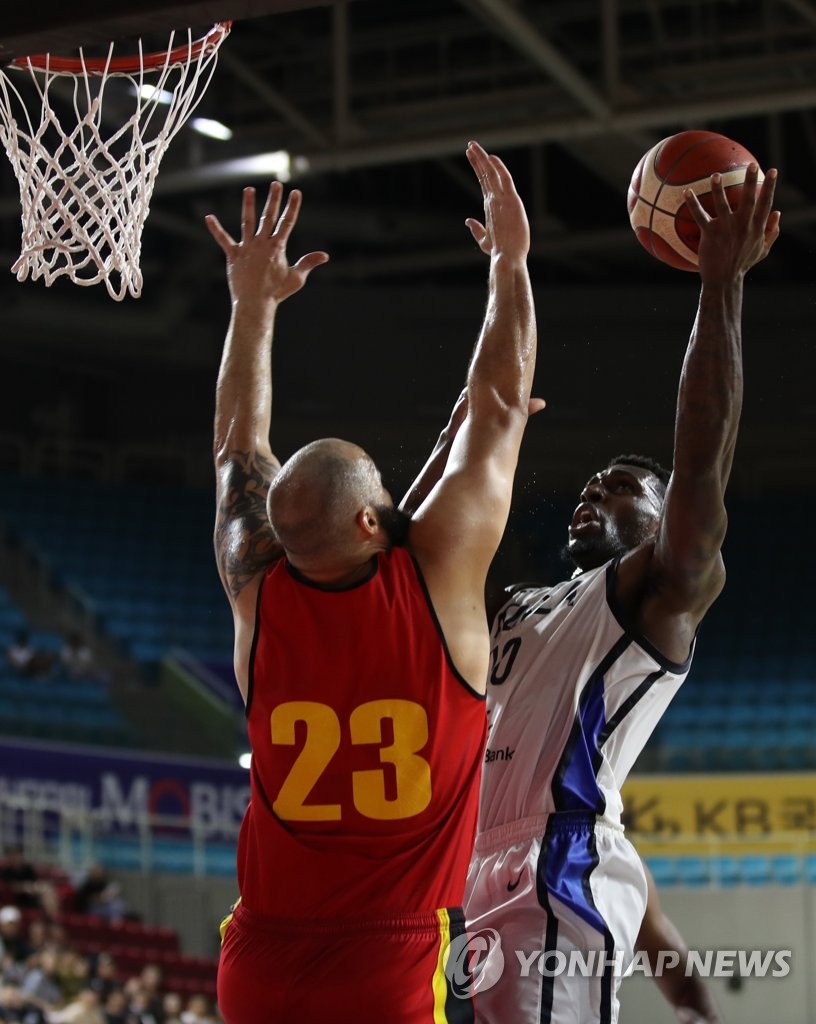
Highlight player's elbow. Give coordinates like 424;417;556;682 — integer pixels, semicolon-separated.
213;417;233;464
469;385;530;434
213;417;250;465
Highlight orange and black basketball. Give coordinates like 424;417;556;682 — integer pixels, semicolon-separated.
627;130;764;271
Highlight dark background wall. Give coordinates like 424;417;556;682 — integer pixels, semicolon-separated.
1;276;812;487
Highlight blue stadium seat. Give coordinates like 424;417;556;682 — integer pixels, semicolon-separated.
676;857;710;887
739;856;773;886
710;856;741;888
771;855;803;886
0;475;234;672
644;858;678;886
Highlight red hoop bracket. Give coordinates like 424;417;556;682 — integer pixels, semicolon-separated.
10;21;232;75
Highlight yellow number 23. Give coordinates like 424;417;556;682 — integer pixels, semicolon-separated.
270;699;432;822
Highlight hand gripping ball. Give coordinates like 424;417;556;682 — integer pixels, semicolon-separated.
627;130;764;270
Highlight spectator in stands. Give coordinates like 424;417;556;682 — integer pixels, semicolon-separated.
134;966;163;1023
21;924;47;963
0;848;59;918
160;994;182;1024
50;988;104;1024
0;979;47;1023
55;952;91;1003
42;921;67;953
179;996;216;1024
122;976;161;1024
89;954;118;1004
59;633;104;683
72;866;124;922
101;988;136;1024
3;631;54;680
0;908;31;965
20;949;63;1013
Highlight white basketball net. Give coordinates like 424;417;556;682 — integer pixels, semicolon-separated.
0;24;231;300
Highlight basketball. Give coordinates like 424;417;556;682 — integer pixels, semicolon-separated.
627;130;764;271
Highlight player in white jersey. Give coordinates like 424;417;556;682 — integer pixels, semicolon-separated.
466;516;688;1023
404;165;780;1022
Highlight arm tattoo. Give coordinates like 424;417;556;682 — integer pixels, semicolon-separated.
215;449;282;598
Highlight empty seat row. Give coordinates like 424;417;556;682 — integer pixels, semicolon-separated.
662;704;816;729
58;912;179;951
646;853;816;887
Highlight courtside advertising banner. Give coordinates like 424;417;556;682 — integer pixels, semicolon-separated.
0;737;248;841
623;772;816;854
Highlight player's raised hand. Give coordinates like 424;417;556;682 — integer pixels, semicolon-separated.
465;141;530;261
683;164;780;285
205;181;329;305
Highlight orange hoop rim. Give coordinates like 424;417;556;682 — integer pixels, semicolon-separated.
10;21;232;75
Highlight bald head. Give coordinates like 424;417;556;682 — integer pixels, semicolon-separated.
267;439;391;561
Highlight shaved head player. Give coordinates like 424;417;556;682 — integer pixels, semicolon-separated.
206;143;537;1024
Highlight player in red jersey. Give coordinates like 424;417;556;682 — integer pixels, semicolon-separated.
205;141;540;1024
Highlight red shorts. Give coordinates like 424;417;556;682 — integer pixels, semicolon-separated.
217;901;475;1024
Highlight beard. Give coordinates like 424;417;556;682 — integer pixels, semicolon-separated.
561;532;629;572
562;514;658;572
376;504;412;548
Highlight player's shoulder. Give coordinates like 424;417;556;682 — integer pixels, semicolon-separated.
490;579;552;632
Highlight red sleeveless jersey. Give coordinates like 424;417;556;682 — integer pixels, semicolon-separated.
236;547;487;919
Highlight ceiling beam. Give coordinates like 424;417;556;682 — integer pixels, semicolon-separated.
218;50;329;147
776;0;816;30
153;83;816;193
321;199;816;280
459;0;610;119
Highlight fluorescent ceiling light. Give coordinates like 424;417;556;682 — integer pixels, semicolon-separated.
191;117;233;141
234;150;293;182
135;83;174;105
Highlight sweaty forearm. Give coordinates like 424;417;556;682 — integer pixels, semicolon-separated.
672;279;743;481
468;255;536;416
214;299;279;456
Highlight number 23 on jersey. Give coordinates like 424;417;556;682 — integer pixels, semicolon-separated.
270;698;433;823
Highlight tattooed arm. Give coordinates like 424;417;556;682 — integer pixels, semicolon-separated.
206;182;328;697
214;448;282;601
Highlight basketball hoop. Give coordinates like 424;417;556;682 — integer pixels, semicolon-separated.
0;22;232;300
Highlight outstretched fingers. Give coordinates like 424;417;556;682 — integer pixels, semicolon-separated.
467;141;502;195
754;167;778;226
258;181;284;236
204;214;236;255
708;173;734;219
271;189;304;244
293;251;330;279
490;154;515;193
682;188;710;229
758;208;782;261
465;217;490;251
240;187;257;243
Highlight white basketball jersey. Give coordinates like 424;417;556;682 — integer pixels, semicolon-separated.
479;558;692;833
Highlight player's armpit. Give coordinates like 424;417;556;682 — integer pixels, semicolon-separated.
215;447;283;599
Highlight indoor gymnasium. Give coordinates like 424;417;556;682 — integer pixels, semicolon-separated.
0;3;813;1023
